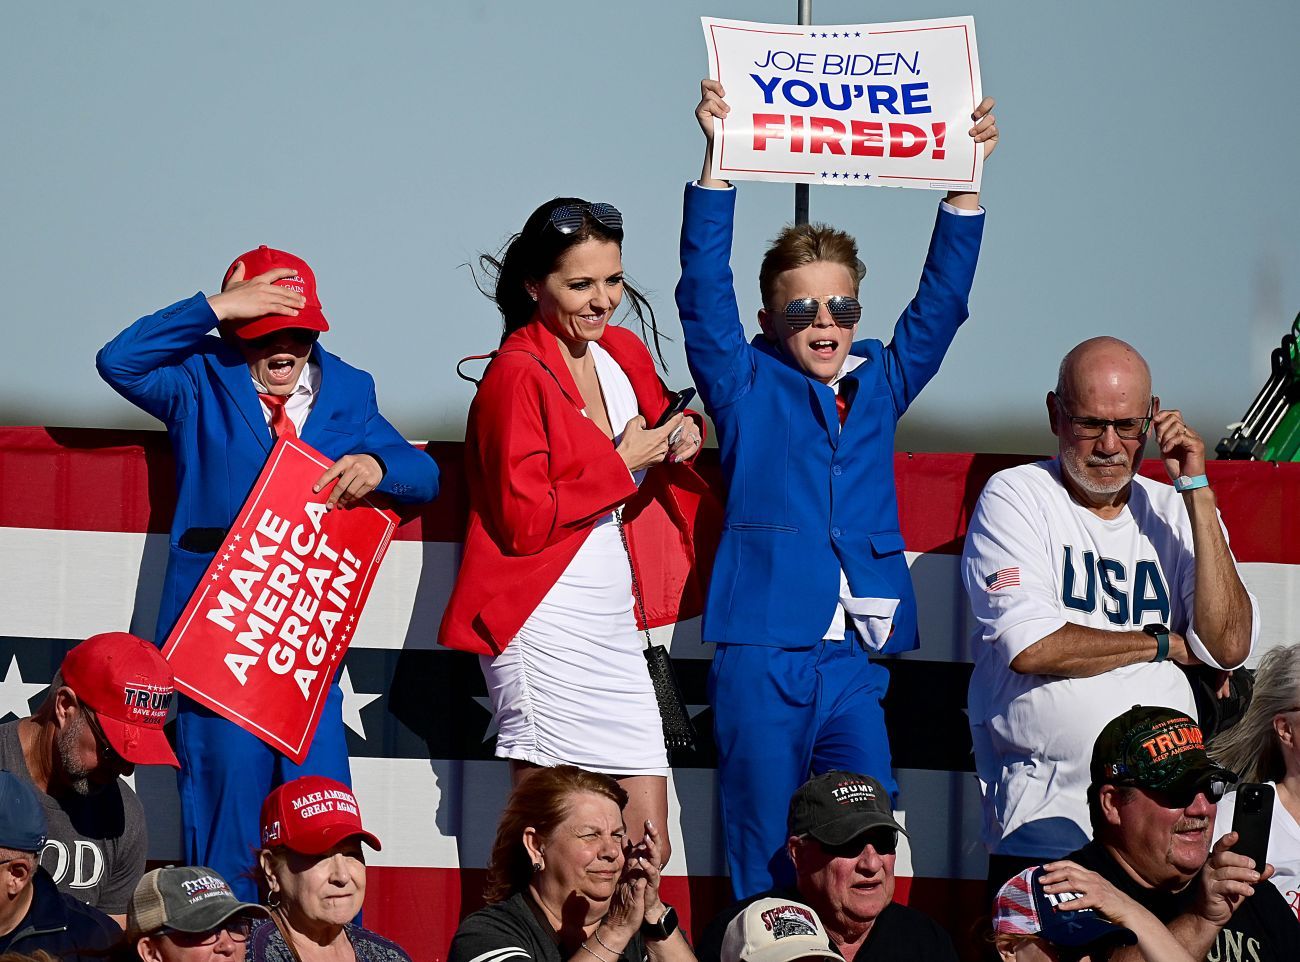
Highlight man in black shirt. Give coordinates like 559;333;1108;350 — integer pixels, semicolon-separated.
1069;705;1299;960
697;772;958;962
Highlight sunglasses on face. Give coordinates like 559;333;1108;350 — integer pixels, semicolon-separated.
80;704;121;766
546;202;623;236
782;296;863;331
1055;397;1155;441
819;829;899;859
245;330;319;352
162;918;255;946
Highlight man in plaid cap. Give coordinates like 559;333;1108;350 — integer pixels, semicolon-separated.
97;247;438;900
1066;706;1298;960
698;771;958;962
0;632;178;922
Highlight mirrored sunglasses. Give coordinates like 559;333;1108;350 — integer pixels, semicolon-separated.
547;202;623;236
783;296;862;331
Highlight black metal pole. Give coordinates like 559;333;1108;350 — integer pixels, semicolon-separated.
795;0;812;224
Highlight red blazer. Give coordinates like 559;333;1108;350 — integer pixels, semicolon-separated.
438;321;720;656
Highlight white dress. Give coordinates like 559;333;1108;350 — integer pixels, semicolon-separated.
479;343;668;776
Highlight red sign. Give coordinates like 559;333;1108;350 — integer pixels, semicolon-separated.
162;438;398;762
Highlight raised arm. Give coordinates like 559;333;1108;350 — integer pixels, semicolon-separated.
96;265;305;423
1154;408;1255;669
880;100;995;415
674;79;756;412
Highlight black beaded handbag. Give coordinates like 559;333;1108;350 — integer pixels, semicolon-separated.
615;508;698;753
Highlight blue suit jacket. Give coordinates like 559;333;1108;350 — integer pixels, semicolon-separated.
674;184;982;653
97;293;439;642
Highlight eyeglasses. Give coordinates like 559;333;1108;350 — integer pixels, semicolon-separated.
1055;397;1155;440
162;918;255;946
782;296;862;331
245;330;319;351
818;829;898;859
546;202;623;236
80;705;121;766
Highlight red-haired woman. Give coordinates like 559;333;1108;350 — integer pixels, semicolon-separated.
448;766;695;962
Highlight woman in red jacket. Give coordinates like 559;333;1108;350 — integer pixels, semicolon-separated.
439;199;716;865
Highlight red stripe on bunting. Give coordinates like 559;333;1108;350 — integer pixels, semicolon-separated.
3;428;1300;562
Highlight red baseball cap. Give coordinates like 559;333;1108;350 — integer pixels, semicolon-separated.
259;776;381;855
60;632;179;768
220;246;330;341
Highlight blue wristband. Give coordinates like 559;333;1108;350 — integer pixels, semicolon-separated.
1173;474;1209;493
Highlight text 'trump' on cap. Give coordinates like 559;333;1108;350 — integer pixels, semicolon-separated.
60;632;179;769
787;770;906;846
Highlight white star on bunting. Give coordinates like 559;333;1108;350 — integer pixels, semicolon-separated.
338;667;380;739
0;656;47;721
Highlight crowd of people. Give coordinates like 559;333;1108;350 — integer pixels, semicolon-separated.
2;78;1298;962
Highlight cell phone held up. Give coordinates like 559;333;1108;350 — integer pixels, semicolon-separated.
1230;781;1274;872
654;388;696;429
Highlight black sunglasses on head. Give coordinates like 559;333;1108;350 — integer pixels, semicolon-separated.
547;202;623;236
783;296;862;331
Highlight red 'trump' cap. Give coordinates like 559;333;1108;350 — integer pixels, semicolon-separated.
60;632;179;768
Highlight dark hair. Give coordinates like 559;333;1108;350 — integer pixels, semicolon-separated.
476;197;666;366
483;765;628;904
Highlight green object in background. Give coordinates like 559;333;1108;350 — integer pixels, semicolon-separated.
1216;313;1300;462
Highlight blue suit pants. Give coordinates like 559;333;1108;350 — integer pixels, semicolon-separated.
709;638;898;899
174;685;351;902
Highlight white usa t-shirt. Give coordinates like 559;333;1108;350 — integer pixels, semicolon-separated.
962;459;1258;858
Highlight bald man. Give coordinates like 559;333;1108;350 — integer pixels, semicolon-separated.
960;336;1258;893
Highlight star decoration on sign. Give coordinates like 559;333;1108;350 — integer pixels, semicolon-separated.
338;667;380;739
0;656;47;721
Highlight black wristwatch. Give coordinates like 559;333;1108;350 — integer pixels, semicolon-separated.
1143;623;1170;663
641;906;678;941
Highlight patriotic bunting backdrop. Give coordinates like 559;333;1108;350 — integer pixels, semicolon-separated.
2;426;1297;960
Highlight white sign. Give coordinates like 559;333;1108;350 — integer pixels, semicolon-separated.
701;16;983;191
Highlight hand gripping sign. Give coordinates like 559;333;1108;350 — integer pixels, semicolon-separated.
702;15;983;191
163;438;398;763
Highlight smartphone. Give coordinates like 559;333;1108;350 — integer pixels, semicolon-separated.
1231;782;1274;872
655;388;697;429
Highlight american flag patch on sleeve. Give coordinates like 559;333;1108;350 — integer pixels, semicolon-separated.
985;567;1020;591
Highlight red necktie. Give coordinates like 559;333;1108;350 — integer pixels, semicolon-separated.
835;377;858;426
258;393;297;440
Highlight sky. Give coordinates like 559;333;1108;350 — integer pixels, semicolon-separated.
4;1;1299;453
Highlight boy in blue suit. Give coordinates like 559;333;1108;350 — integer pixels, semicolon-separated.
97;247;438;899
676;81;998;897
